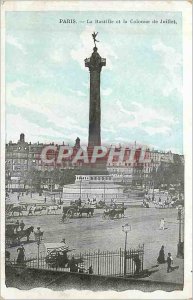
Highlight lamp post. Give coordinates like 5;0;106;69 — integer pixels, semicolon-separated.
104;177;106;203
177;206;184;258
79;176;82;200
122;224;131;276
34;227;44;268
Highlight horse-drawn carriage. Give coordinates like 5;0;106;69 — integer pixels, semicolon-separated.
5;222;34;246
60;202;94;222
6;203;28;217
95;200;106;209
44;243;83;270
102;204;126;220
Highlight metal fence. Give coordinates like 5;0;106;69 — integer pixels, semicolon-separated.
10;245;144;277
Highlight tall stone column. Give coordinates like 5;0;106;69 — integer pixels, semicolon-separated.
85;46;106;147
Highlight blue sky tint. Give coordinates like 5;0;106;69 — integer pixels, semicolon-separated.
5;11;183;153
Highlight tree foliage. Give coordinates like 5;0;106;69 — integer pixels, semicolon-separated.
153;154;184;190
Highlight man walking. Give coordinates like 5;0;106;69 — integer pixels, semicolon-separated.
166;253;173;273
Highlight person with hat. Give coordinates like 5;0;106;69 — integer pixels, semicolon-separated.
166;252;173;273
20;220;25;231
16;244;25;264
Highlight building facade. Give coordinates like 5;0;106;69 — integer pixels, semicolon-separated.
5;134;183;191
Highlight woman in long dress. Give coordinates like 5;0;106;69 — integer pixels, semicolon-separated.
157;245;165;264
16;244;25;264
159;218;165;230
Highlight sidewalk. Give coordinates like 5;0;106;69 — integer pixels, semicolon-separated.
141;257;184;285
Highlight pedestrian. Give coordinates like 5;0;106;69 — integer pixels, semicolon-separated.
88;265;93;274
159;218;165;230
78;197;81;207
15;220;20;233
36;227;41;234
69;256;78;272
5;250;11;265
20;220;25;231
78;263;85;273
28;206;33;215
44;196;47;203
133;254;141;274
166;253;173;273
87;198;90;207
157;245;165;264
16;244;25;264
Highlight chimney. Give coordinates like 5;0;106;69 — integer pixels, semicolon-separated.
75;137;80;148
20;133;25;143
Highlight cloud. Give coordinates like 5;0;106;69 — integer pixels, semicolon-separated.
7;80;28;91
70;26;118;70
103;100;177;136
143;126;171;136
6;113;62;142
6;35;27;54
68;88;87;97
6;80;89;143
101;88;112;96
152;41;182;96
102;126;116;134
49;48;67;64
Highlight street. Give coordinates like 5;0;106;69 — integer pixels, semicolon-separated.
6;200;183;284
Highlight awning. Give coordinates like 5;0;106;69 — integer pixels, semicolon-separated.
44;243;69;254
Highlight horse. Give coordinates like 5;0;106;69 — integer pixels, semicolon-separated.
6;204;14;215
78;207;94;218
19;204;28;211
16;226;34;242
10;206;23;216
103;209;117;219
96;200;106;209
8;226;34;244
28;206;46;216
103;207;126;219
155;202;165;209
115;207;126;218
47;205;61;215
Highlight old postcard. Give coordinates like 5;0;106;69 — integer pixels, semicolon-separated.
0;0;192;299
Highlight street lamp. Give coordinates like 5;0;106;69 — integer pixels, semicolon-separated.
104;177;106;203
122;224;131;276
34;227;44;268
79;176;82;200
177;206;184;258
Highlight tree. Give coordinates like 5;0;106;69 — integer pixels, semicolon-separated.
25;168;42;192
152;154;184;191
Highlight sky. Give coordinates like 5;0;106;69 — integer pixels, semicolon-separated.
5;11;183;153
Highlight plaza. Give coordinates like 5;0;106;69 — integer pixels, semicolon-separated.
7;201;183;285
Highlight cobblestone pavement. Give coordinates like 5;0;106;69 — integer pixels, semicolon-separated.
6;195;183;284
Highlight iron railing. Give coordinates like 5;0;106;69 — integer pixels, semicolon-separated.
9;245;144;277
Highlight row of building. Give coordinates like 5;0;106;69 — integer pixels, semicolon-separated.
5;133;184;191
